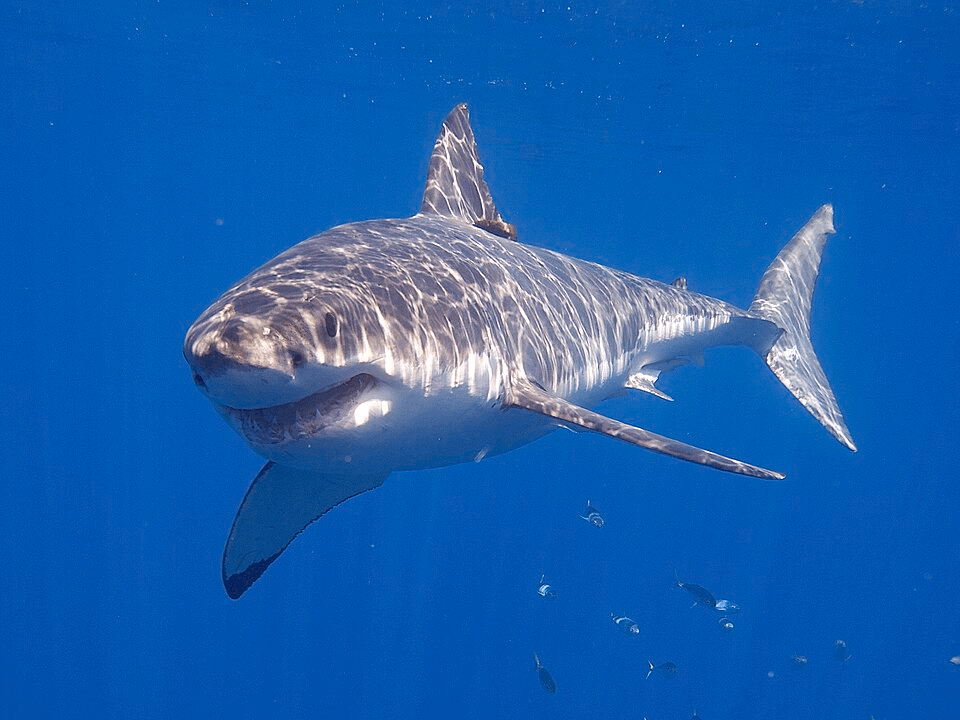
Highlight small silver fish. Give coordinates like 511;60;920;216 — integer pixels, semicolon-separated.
949;655;960;667
646;660;678;679
580;500;604;528
718;617;735;632
534;653;556;694
714;599;741;614
791;654;808;669
833;639;851;662
675;574;717;608
537;574;557;600
611;612;640;636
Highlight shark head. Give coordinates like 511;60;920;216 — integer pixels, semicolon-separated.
183;266;397;465
183;103;518;473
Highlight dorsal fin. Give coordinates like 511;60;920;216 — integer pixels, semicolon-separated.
420;104;517;240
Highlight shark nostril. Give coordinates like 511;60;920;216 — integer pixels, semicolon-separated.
193;372;207;389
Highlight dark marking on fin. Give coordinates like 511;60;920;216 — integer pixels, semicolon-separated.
506;378;785;480
224;552;280;600
474;217;518;241
222;461;387;598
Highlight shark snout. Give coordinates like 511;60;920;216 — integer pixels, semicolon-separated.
183;317;314;409
186;343;246;385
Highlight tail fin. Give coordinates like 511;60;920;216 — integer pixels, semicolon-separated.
749;204;856;451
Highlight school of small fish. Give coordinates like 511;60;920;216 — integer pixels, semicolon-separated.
531;500;950;718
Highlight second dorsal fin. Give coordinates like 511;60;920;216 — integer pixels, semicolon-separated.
420;104;517;240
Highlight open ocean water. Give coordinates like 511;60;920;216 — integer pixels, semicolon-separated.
2;2;959;718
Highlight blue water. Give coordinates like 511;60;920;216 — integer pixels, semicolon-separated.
3;2;958;718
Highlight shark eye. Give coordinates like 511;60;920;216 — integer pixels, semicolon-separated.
324;312;338;338
289;350;305;367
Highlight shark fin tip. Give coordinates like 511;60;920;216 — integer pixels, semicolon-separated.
222;553;278;599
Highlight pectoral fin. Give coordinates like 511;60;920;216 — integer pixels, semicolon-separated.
507;379;784;480
222;462;386;599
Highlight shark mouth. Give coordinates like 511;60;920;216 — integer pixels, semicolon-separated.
219;373;379;445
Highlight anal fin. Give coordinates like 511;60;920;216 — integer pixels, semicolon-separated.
507;379;784;480
222;462;386;599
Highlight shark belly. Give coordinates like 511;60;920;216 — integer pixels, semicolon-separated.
222;376;563;473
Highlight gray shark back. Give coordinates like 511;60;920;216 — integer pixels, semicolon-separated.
200;212;774;403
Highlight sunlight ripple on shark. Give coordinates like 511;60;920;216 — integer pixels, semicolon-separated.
183;104;855;598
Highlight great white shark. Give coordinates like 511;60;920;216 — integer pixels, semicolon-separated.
184;104;855;599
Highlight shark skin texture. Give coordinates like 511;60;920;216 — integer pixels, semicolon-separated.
183;104;855;598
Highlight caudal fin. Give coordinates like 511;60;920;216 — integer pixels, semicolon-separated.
749;204;856;451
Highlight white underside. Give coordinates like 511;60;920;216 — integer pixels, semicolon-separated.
226;317;759;475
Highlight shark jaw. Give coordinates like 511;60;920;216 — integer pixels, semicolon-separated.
216;372;390;448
